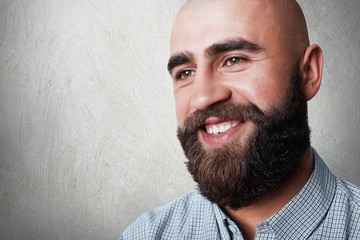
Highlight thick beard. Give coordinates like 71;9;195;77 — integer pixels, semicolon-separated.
176;65;310;210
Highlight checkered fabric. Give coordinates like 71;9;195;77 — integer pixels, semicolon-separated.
120;149;360;239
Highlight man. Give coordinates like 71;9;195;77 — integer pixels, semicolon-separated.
121;0;360;239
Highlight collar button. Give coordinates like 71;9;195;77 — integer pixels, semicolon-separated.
228;225;238;233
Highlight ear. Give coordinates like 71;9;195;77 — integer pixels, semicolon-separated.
300;44;324;101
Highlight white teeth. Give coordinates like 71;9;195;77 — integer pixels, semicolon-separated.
219;125;226;133
206;121;240;135
208;126;213;135
213;125;219;134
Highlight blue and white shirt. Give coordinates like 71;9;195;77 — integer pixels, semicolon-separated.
121;150;360;239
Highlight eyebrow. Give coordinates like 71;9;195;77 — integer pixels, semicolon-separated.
167;39;263;75
167;51;194;75
205;39;263;57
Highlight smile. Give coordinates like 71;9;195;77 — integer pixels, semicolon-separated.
205;121;240;135
199;117;248;147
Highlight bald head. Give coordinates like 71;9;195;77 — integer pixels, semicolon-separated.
172;0;310;65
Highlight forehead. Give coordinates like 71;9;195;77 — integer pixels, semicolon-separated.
170;0;275;55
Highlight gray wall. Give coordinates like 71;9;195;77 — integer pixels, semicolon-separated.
0;0;359;239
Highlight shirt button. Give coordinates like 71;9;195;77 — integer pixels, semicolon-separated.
228;225;238;233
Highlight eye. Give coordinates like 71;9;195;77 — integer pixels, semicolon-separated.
225;57;244;66
176;70;196;80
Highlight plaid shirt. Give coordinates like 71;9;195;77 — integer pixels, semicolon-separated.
121;150;360;239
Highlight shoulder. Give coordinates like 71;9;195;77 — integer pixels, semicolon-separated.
335;177;360;210
120;190;217;239
327;177;360;237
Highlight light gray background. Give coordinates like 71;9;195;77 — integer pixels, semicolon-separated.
0;0;359;239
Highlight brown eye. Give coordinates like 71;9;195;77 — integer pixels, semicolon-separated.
177;70;195;79
226;57;243;66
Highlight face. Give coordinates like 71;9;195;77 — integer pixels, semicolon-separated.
169;0;310;209
169;0;300;148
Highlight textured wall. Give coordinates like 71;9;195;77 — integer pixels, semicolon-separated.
0;0;359;239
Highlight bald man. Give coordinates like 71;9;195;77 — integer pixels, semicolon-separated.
121;1;360;239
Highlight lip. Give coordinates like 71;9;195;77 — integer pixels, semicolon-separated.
203;116;227;125
199;120;247;147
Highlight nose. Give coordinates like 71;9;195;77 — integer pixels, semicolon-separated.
190;69;231;110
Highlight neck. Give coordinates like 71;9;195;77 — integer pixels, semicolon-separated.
224;147;314;240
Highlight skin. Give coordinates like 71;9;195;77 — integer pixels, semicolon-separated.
169;0;324;239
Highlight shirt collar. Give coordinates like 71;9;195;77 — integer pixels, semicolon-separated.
262;148;337;238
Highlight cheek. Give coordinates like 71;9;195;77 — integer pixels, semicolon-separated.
254;79;291;108
230;68;290;110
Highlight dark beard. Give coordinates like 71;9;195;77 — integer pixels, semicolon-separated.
176;65;310;210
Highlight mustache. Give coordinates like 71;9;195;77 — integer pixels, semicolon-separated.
180;102;266;134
